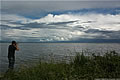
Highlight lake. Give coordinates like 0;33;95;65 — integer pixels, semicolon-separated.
0;43;120;73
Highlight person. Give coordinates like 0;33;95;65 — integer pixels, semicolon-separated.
8;41;19;69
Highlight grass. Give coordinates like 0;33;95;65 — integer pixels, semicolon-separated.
1;51;120;80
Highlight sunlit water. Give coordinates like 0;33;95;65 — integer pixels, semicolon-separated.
0;43;120;73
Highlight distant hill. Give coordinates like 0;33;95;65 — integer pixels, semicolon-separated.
0;39;120;43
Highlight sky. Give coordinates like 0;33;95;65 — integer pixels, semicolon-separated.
0;0;120;42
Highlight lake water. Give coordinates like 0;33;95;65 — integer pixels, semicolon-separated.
0;43;120;74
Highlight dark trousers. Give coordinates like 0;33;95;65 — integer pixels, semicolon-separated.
8;57;15;69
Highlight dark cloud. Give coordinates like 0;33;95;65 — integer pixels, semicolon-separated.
1;1;120;18
1;20;78;30
49;21;77;25
1;24;30;30
1;20;12;22
84;29;120;39
82;21;96;23
84;29;113;34
0;25;11;30
106;31;120;39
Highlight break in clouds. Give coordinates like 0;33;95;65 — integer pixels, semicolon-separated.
1;1;120;42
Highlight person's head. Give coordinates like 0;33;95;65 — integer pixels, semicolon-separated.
12;41;17;45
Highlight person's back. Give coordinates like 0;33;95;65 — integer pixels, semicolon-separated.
8;41;19;69
8;45;16;59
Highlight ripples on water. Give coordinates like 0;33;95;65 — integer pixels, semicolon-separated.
0;43;120;73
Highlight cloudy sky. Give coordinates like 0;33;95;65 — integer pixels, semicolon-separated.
1;0;120;42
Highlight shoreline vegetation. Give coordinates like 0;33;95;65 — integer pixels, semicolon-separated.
1;51;120;80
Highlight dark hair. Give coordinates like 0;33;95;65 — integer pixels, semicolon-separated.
12;41;16;44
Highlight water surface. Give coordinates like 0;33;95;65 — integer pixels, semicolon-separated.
0;43;120;73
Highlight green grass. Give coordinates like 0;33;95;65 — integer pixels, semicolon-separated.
2;51;120;80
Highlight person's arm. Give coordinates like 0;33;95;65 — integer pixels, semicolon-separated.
14;43;19;51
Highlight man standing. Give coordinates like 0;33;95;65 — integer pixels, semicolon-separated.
8;41;19;69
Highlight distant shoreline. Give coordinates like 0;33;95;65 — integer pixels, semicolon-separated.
1;41;120;43
1;39;120;43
